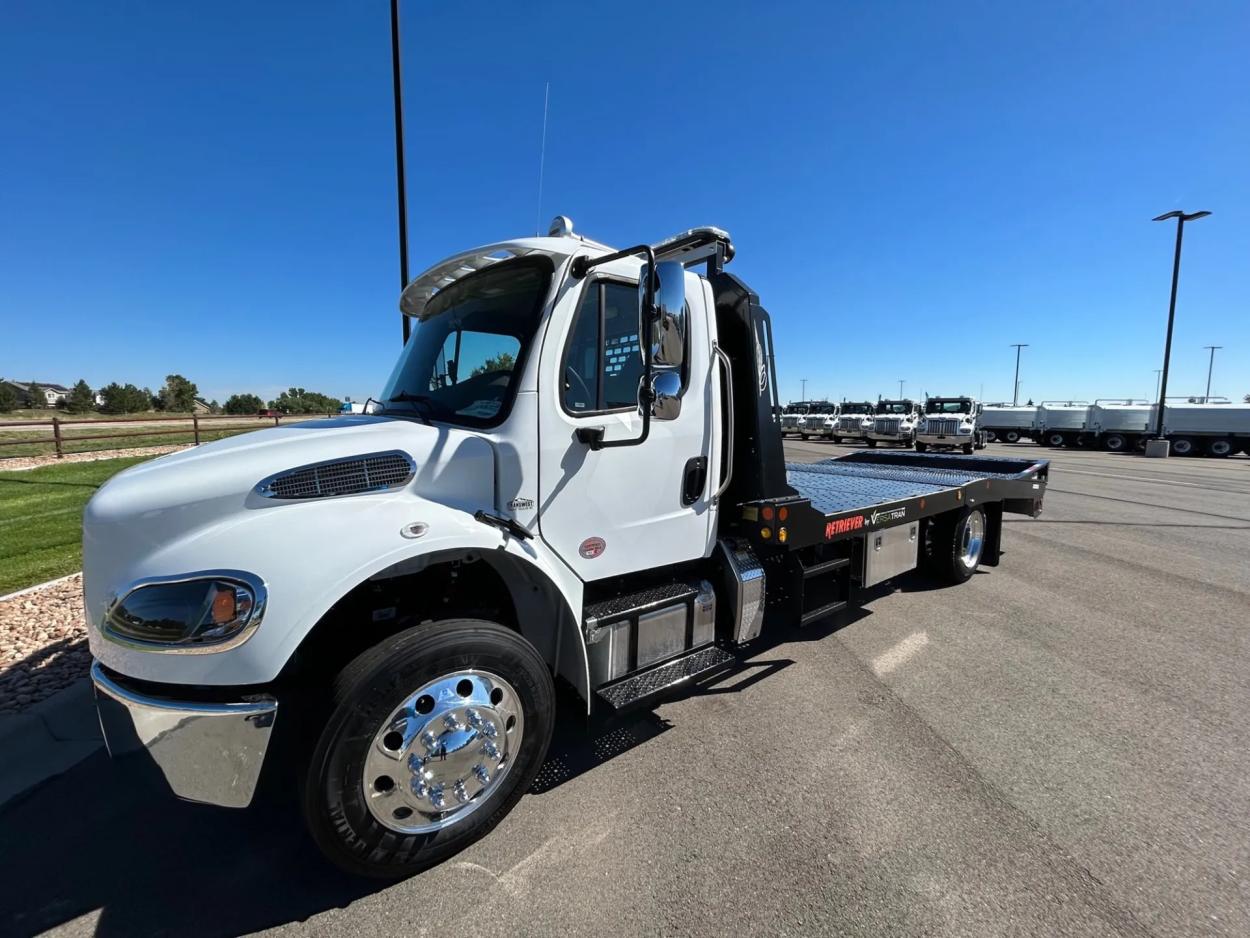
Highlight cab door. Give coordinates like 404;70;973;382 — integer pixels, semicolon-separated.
536;262;719;580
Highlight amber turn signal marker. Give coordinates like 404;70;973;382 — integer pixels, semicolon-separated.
210;586;237;625
760;527;772;539
778;526;788;543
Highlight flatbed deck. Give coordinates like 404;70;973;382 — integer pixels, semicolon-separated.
739;450;1048;550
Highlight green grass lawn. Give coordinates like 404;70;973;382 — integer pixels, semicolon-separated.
0;455;156;595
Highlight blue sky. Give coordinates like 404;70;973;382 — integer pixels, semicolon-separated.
2;1;1247;406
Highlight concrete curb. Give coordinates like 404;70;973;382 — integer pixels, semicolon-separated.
0;571;82;604
0;678;102;808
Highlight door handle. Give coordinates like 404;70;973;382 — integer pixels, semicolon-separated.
681;457;708;506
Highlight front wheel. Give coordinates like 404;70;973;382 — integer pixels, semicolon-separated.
1170;437;1197;456
799;433;809;440
866;438;878;448
914;441;928;452
831;435;841;443
1103;433;1128;452
962;442;974;454
303;619;556;879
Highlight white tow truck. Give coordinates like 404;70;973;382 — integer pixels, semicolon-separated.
829;401;875;443
866;399;922;448
797;400;839;440
914;396;986;454
86;220;1049;878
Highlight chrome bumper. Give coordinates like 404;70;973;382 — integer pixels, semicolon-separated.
91;660;278;809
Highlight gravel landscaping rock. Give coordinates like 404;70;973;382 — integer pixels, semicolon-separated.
0;574;90;716
0;444;190;472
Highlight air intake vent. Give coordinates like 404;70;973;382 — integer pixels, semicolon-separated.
257;451;415;500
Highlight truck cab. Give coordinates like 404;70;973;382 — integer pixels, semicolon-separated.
914;397;984;453
866;399;922;447
85;219;1048;878
797;400;838;439
830;401;875;442
780;401;809;436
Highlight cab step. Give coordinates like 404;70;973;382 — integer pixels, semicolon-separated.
801;556;850;578
799;599;847;626
596;645;736;711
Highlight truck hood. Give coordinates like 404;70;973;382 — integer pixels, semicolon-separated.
83;416;497;580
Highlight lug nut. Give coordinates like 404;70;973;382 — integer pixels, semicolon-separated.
443;713;463;731
407;753;425;773
421;731;439;751
483;741;501;761
410;778;427;798
473;764;491;785
429;784;446;809
454;781;470;803
466;708;483;728
480;721;498;738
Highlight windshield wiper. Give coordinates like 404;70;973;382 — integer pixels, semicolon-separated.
385;391;438;424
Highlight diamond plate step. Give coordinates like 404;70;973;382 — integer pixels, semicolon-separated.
596;645;736;711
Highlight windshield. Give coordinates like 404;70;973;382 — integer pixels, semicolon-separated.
380;257;552;428
785;403;811;414
926;399;973;414
877;400;914;414
841;403;871;415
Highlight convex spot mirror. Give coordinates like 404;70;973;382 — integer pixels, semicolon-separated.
637;261;686;370
638;370;682;421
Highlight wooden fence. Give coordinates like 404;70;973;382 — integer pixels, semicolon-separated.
0;412;337;459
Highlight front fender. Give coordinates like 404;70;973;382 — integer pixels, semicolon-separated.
87;494;585;690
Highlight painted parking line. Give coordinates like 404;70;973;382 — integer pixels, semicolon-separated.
1059;468;1200;486
872;631;930;676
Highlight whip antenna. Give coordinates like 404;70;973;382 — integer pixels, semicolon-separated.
535;82;549;236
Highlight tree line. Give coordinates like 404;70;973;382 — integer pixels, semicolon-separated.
0;375;344;416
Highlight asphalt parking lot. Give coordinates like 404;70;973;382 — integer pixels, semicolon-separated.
3;441;1248;938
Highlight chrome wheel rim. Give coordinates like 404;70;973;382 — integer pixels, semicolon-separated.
959;512;985;571
361;669;524;834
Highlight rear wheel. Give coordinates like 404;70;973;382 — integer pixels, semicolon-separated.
302;619;555;879
926;508;986;584
1170;437;1197;456
985;430;998;443
1045;432;1065;447
914;441;928;452
1206;438;1234;458
1103;433;1128;453
1004;430;1020;443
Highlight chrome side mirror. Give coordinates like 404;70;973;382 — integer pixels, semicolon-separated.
639;370;683;420
638;261;686;369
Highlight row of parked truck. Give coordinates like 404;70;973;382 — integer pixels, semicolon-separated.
783;397;1250;458
978;399;1250;457
781;398;987;453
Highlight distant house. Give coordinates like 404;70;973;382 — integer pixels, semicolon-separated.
4;380;70;406
192;398;213;414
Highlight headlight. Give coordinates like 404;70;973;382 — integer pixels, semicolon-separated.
958;426;972;434
104;572;266;652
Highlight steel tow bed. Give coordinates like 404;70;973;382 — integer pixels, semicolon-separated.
736;450;1049;553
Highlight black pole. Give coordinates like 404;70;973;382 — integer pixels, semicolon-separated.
390;0;411;344
1154;217;1185;438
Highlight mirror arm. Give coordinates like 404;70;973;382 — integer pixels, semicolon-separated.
577;246;656;450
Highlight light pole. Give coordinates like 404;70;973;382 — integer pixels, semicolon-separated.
1009;344;1028;406
1150;210;1211;445
1202;345;1221;402
898;379;905;399
800;378;807;401
1153;369;1162;401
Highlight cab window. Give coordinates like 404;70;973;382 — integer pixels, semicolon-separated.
563;281;644;413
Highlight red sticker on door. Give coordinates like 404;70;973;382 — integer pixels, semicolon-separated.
578;537;606;559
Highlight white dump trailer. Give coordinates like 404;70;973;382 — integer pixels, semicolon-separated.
1036;402;1090;447
979;404;1038;444
1162;403;1250;456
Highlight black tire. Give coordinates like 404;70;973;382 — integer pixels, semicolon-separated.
985;430;997;443
914;441;928;452
303;619;556;879
799;433;809;440
961;442;974;455
1206;438;1234;458
831;436;841;444
866;438;878;448
1102;433;1127;452
1045;432;1065;447
926;508;987;584
1004;430;1020;443
1170;437;1197;456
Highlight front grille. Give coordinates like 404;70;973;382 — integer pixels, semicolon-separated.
257;451;414;500
873;417;901;434
925;418;960;435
